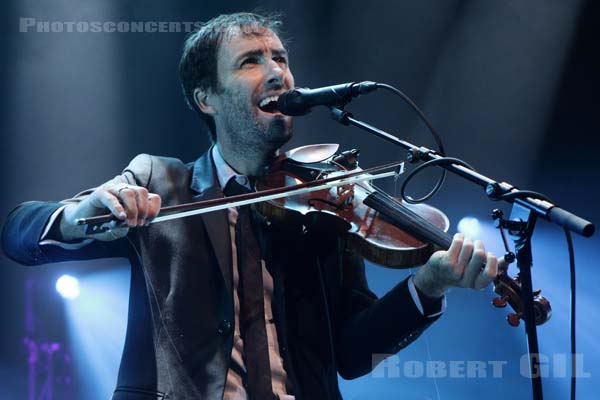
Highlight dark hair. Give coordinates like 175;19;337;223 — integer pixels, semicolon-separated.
179;12;284;142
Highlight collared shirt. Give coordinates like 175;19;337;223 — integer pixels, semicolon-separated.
212;145;293;400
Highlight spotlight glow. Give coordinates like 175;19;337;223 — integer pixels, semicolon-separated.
56;274;80;300
63;263;130;398
457;217;481;239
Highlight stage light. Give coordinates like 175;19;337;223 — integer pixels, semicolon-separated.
457;217;481;239
55;275;80;300
63;262;130;399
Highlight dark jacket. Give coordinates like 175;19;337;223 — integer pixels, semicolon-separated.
2;150;439;399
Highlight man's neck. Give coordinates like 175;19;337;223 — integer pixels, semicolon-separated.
215;142;274;177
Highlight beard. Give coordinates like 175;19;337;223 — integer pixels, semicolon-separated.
216;87;293;156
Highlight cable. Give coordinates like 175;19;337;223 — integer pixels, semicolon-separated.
399;157;475;204
564;228;576;400
375;83;448;202
375;83;446;156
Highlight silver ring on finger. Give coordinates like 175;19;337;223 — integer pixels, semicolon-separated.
117;185;132;196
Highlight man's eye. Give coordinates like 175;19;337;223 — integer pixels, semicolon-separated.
241;57;258;67
274;56;288;64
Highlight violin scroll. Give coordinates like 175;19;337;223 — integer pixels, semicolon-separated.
492;264;552;327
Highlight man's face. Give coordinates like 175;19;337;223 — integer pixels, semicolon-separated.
210;28;295;153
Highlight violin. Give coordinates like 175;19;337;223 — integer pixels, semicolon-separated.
78;143;551;326
255;144;552;327
255;145;451;268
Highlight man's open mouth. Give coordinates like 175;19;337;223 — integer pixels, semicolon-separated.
258;95;280;113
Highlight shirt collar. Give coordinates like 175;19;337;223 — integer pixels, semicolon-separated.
211;145;252;191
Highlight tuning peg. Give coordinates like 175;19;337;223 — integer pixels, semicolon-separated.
492;296;508;308
507;312;522;327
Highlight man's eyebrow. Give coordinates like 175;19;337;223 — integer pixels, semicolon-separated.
272;49;288;58
234;48;288;63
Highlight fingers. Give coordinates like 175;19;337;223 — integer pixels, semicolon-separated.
460;240;487;287
455;237;474;279
421;230;512;298
95;190;127;221
135;188;149;224
147;193;162;220
114;187;139;225
497;256;509;274
104;184;160;227
472;252;498;290
423;234;473;288
435;234;500;288
445;233;464;265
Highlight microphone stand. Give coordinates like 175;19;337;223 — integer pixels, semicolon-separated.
329;107;595;400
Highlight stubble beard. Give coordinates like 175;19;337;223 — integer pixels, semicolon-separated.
217;88;293;160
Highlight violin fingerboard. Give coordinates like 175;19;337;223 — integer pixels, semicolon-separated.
363;191;452;250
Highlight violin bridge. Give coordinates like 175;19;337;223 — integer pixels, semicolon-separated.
336;184;355;208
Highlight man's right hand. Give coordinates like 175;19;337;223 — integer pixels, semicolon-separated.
59;179;162;242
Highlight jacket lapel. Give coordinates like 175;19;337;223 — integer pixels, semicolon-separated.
190;147;233;294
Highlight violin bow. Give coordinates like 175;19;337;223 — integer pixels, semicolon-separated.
77;160;404;234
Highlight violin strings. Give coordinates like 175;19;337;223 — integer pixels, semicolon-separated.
361;182;452;249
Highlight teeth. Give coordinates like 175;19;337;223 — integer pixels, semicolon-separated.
259;95;279;108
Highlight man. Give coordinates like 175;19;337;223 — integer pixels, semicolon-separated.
2;12;501;400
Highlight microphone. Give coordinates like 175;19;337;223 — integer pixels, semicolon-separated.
276;81;378;116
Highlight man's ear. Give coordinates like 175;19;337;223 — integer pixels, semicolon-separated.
193;88;216;115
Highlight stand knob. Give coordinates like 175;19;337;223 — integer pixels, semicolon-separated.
507;312;522;327
492;296;508;308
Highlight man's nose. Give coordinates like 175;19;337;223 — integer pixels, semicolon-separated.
265;60;285;88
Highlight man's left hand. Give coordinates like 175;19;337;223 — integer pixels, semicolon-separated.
412;233;507;298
